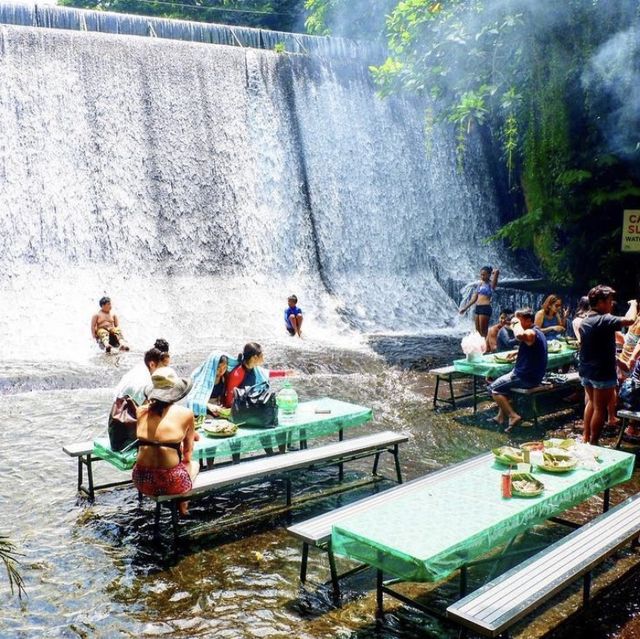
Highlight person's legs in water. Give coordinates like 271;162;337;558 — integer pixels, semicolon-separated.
289;313;303;338
179;459;200;516
489;372;522;431
583;384;594;443
96;328;111;352
109;327;130;351
590;387;616;445
606;387;619;427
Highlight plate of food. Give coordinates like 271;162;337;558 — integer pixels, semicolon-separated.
492;446;524;465
511;472;544;498
547;340;563;353
493;351;518;364
203;419;238;438
520;441;545;452
543;438;576;450
537;451;578;473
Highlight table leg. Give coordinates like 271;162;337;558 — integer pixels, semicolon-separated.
376;569;384;618
603;488;610;513
473;376;478;415
86;454;95;501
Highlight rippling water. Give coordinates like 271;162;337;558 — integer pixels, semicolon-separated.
1;337;639;638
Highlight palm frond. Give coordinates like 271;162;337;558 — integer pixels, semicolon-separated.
0;535;26;599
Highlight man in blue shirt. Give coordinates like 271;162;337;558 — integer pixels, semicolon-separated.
489;308;548;432
284;295;303;338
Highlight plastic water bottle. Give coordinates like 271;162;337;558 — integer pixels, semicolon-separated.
276;381;298;419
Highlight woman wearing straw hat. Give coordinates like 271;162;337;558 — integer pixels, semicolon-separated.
133;367;199;515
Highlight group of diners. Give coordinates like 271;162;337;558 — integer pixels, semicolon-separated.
111;341;291;514
475;282;636;446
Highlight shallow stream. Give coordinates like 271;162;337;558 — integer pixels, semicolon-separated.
1;336;640;638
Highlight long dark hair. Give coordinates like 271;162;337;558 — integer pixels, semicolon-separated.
237;342;262;365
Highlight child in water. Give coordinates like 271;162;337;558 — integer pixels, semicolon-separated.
91;296;129;352
284;294;303;338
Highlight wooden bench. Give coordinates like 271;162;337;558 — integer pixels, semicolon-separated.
510;371;581;426
152;431;408;542
287;452;491;598
614;409;640;449
447;494;640;638
429;366;474;408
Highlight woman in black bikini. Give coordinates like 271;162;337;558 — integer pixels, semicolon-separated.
459;266;500;337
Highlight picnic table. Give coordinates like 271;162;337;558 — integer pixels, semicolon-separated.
92;397;373;472
331;446;634;603
452;346;578;413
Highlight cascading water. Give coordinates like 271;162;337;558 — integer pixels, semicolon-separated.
0;4;515;363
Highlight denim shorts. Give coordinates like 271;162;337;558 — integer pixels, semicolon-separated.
489;371;538;395
580;377;617;390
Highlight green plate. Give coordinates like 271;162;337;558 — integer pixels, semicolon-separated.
511;472;544;498
492;446;524;465
537;457;578;473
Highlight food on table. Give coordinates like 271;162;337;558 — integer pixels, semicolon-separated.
537;451;578;472
520;441;545;452
203;419;238;437
547;340;562;353
492;446;524;465
544;438;575;450
493;351;518;364
510;472;544;497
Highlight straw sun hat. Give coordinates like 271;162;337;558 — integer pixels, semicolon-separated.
145;366;193;403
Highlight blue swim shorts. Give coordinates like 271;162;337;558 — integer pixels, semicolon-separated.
580;377;617;390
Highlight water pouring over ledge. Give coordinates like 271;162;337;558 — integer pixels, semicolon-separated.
0;3;527;363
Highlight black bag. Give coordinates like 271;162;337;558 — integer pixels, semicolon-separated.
231;382;278;428
620;377;640;412
108;395;139;451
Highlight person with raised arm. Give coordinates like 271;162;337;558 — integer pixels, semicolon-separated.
459;266;500;337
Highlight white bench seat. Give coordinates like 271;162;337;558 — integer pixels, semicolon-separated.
153;431;408;542
447;494;640;638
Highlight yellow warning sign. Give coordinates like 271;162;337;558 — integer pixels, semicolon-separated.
622;210;640;252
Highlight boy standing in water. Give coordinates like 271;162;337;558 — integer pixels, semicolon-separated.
91;296;130;352
284;295;303;338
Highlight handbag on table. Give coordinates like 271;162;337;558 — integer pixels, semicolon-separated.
231;382;278;428
108;395;139;451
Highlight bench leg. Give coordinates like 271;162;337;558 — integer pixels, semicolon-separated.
433;376;441;408
614;417;627;450
170;502;179;544
372;451;381;475
393;444;403;483
285;477;292;508
473;376;478;415
300;428;307;450
300;543;309;584
232;453;241;464
85;454;95;501
376;569;384;618
448;375;456;408
153;503;162;541
583;571;591;606
77;457;83;493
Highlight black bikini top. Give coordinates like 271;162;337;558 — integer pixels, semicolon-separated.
137;438;183;462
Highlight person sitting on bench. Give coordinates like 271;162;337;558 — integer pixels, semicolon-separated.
489;308;548;432
133;367;199;516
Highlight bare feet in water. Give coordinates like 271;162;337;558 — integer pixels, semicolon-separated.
504;415;522;433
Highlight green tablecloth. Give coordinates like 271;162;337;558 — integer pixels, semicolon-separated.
93;397;373;471
453;346;577;378
331;446;634;583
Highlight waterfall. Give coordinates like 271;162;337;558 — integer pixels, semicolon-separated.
0;8;515;361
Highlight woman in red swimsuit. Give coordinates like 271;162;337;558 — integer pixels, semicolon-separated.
132;367;199;515
223;342;288;408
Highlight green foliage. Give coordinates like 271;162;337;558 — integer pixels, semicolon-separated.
369;0;640;289
58;0;308;32
0;535;25;598
274;42;286;52
304;0;395;40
